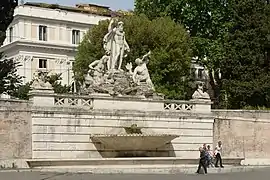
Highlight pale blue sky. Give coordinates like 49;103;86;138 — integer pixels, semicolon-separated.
25;0;135;10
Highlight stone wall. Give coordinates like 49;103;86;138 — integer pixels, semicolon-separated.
4;94;270;160
0;99;32;159
32;107;214;159
213;110;270;158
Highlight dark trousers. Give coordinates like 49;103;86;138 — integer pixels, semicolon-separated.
215;153;223;167
197;159;207;174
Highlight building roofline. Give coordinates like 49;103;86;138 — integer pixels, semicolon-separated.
75;3;110;9
23;2;113;17
12;14;97;27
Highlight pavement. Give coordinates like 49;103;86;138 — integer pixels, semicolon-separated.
1;168;270;180
0;165;266;174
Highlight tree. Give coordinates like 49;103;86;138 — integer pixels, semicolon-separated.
11;82;31;100
0;0;20;96
0;58;22;95
135;0;233;106
220;0;270;109
0;0;18;45
74;15;193;99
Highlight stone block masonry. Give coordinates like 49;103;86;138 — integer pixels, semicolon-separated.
0;99;32;159
3;93;270;161
213;110;270;159
31;107;214;159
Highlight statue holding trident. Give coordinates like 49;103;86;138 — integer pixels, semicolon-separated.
103;19;130;71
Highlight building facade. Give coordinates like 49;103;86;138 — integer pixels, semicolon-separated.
0;2;111;86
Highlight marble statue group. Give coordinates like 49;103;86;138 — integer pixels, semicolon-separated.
29;18;209;100
82;19;157;97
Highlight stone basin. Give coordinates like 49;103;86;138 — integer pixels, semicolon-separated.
90;134;179;151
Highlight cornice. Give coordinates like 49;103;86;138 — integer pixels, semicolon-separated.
0;40;78;53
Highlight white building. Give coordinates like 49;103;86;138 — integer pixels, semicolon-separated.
0;2;111;86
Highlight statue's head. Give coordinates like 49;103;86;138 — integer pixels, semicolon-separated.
117;21;124;32
135;58;143;65
197;82;204;90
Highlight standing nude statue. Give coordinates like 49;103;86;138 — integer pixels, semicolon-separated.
103;19;130;71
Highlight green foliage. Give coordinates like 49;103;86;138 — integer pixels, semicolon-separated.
12;73;71;100
124;124;142;134
74;15;193;99
242;106;270;111
47;73;71;94
39;3;59;9
135;0;233;106
0;0;18;45
135;0;231;61
0;1;21;97
11;82;31;100
135;0;270;109
221;0;270;109
0;58;22;95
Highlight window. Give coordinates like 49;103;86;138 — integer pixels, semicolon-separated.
9;27;13;42
39;59;47;69
39;25;47;41
72;30;80;44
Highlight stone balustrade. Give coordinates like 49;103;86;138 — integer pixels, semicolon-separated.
54;94;94;109
29;89;212;114
163;101;194;112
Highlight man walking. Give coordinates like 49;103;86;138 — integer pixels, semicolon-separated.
215;141;224;168
196;147;208;174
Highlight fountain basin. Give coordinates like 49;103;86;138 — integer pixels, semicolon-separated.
90;134;179;151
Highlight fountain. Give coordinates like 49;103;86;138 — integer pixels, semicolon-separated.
79;18;181;158
91;124;179;157
26;18;215;171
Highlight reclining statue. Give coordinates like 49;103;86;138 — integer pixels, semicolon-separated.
126;51;155;90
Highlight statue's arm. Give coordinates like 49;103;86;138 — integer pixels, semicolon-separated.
89;60;99;69
108;19;114;32
142;51;151;63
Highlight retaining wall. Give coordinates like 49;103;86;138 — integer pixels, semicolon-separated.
213;110;270;158
32;107;214;159
0;99;32;160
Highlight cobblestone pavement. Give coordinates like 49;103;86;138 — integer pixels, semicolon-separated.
0;168;270;180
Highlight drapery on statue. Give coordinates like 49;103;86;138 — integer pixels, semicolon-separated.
126;51;155;90
103;19;130;71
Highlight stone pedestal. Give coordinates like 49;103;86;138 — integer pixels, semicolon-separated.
29;88;55;107
90;93;164;112
190;99;212;114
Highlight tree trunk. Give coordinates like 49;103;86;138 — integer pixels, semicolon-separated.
208;69;221;108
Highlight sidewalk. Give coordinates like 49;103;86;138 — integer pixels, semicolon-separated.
0;165;269;174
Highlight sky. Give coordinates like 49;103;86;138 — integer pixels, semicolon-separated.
25;0;135;10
